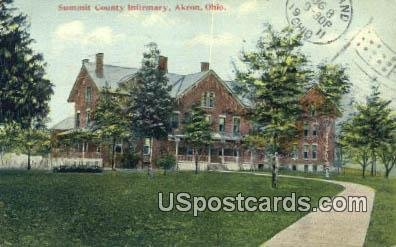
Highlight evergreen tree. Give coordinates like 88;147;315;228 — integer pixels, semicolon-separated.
94;86;130;170
235;24;312;188
128;42;174;175
0;0;53;127
184;105;212;174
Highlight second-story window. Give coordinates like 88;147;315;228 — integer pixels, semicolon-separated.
312;125;318;136
201;91;215;108
219;116;225;132
86;110;91;126
303;122;309;137
171;112;180;129
205;114;212;124
291;144;298;160
312;144;318;160
143;138;151;155
75;112;80;128
303;144;309;159
85;86;92;103
233;117;240;135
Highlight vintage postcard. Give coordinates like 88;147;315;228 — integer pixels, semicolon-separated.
0;0;395;246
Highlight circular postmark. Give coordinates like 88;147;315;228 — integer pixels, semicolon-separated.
286;0;353;45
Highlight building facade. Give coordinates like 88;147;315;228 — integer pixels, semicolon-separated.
52;53;336;171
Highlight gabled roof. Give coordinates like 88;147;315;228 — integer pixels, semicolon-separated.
51;116;75;130
68;62;251;107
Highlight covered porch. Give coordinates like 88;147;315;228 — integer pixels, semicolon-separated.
169;133;266;171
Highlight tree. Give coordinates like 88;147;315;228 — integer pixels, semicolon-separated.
317;64;351;175
15;125;51;170
340;86;395;178
94;86;130;170
184;105;212;174
0;123;19;166
242;133;266;172
0;0;53;127
361;86;394;176
379;138;396;178
234;24;312;188
128;42;174;176
340;121;370;178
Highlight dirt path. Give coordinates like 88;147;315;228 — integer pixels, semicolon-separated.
250;173;376;247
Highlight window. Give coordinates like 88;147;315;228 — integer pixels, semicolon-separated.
309;105;316;117
313;165;318;172
233;117;240;135
205;114;212;124
291;144;298;160
219;116;226;132
86;110;91;126
171;112;180;129
143;138;151;155
186;146;193;155
303;123;309;137
292;165;297;171
96;146;101;153
201;91;215;108
75;112;81;128
304;165;309;172
85;87;92;103
312;125;318;136
312;144;318;160
115;143;123;153
183;112;191;124
303;144;309;159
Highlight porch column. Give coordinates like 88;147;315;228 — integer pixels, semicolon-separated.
236;148;240;164
82;141;85;165
208;146;211;165
175;137;180;171
221;146;225;164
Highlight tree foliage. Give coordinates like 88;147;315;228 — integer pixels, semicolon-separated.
0;0;53;127
341;86;395;177
94;86;130;170
235;24;312;187
184;105;212;174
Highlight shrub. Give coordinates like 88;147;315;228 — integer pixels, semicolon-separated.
120;152;140;169
53;165;103;173
156;154;176;174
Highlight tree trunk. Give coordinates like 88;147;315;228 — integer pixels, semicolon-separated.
195;149;199;174
272;152;279;188
362;164;366;178
148;137;153;177
324;118;331;178
370;149;376;176
27;148;31;170
112;138;116;170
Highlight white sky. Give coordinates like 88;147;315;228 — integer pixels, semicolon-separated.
12;0;396;125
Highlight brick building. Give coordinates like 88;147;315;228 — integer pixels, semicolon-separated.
52;53;336;171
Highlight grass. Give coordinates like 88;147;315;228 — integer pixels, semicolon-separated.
0;170;342;246
274;168;396;247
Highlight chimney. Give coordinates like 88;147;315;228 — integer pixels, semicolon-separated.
95;53;104;78
201;62;209;72
158;56;168;72
82;58;89;65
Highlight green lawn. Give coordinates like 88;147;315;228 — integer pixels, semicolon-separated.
274;169;396;247
0;171;342;246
